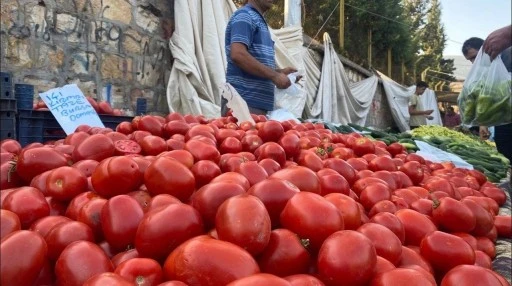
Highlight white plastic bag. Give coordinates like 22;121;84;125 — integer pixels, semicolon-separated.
458;48;512;126
267;109;300;123
415;140;473;170
274;72;307;118
220;83;255;124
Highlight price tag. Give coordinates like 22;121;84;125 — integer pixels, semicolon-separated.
40;84;104;135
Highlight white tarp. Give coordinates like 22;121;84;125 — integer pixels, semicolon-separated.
167;0;236;118
378;71;442;131
421;89;443;126
304;33;378;124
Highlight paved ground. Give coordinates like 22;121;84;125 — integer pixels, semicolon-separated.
493;182;511;284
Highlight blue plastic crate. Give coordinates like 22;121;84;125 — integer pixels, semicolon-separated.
16;109;65;146
0;72;12;86
0;84;13;99
0;98;17;112
1;111;16;140
100;114;134;130
136;98;147;115
14;84;34;109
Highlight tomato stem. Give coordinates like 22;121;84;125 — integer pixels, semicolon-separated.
300;238;310;250
7;158;17;183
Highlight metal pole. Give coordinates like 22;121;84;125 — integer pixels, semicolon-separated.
387;48;392;77
284;0;302;27
368;29;372;68
401;61;405;84
339;0;345;49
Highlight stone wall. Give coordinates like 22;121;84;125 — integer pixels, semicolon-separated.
0;0;174;115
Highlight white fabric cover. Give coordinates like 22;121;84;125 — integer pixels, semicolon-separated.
166;0;236;118
421;89;443;126
305;33;378;124
378;71;442;131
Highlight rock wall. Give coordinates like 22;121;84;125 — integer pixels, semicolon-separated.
0;0;174;114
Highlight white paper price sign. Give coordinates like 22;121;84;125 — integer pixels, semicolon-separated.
40;84;104;135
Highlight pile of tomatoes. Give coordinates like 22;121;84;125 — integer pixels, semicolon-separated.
33;96;124;116
1;112;511;286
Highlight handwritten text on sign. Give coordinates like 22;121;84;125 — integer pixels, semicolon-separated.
40;84;104;135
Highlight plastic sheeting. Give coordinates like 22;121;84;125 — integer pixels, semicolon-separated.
166;0;236;118
303;33;378;125
421;89;443;126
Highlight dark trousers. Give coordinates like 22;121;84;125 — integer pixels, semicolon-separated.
495;123;512;168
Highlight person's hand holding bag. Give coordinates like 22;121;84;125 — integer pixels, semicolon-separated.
483;25;512;60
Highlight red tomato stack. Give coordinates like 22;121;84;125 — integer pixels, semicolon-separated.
1;112;511;286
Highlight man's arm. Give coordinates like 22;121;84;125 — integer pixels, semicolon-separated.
408;105;433;116
483;25;512;60
231;43;291;89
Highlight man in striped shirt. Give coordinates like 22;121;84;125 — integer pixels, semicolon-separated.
223;0;297;116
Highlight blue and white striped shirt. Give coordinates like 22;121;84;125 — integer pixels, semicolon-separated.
226;4;276;111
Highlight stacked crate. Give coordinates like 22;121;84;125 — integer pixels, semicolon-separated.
0;72;17;140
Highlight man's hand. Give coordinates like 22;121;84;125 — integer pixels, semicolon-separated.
426;115;434;120
278;67;298;75
272;72;292;89
483;25;512;60
423;110;434;115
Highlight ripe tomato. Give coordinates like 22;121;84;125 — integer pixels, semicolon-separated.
323;158;357;186
318;173;350;196
352;137;375;157
216;194;271;256
30;215;72;239
139;135;168;156
494;215;512;238
370;268;435;286
111;249;140;268
270;166;320;194
16;147;69;182
432;197;476;233
72;134;115;162
101;195;144;251
3;186;50;229
420;231;475;274
163;120;190;137
359;183;392;211
91;156;143;198
45;221;95;261
83;272;132;285
395;209;437;246
440;265;503;286
258;158;282;176
284;274;326;286
72;159;100;177
257;228;310;276
190;182;246;229
357;223;402;265
259;120;284;142
227;273;290;286
347;157;369;171
77;198;108;242
236;161;269;186
280;192;343;253
297;150;324;172
0;139;22;154
0;161;23;189
137;116;164;137
399;161;424;185
257;142;287;167
324;193;361;230
279;133;301;159
144;157;195;201
65;191;99;220
0;209;21;240
459;199;494;237
317;230;377;286
135;203;204;261
474;250;492;269
185;139;221;163
55;240;114;286
45;166;88;201
219;137;243;154
163;235;259;285
368;200;397;217
115;258;163;286
1;230;48;286
368;156;397;172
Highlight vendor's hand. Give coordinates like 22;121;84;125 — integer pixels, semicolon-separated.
426;115;434;120
479;126;490;140
272;72;292;89
483;25;512;60
279;67;298;75
423;109;434;115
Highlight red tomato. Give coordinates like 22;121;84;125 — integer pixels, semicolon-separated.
83;272;132;285
279;133;301;159
241;134;264;153
352;137;375;157
190;182;246;229
137;116;164;137
72;159;100;177
476;236;496;259
480;186;507;206
190;160;222;188
227;273;290;285
494;215;512;238
357;223;402;265
29;170;51;195
399;161;424;185
72;134;115;162
440;265;503;286
368;156;397;172
1;230;48;286
91;156;143;198
185;139;221;163
45;166;88;201
30;215;71;238
56;241;114;286
210;171;251;190
474;250;492;269
163;235;259;285
297;150;323;172
144;157;195;201
115;258;163;286
317;230;377;286
45;221;95;261
368;200;398;217
359;183;392;211
270;166;320;194
0;139;22;154
0;161;23;189
15;147;69;183
163;120;190;137
259;120;284;142
330;147;355;160
216;194;271;256
318;173;350;196
3;186;50;229
135;203;204;261
324;193;361;230
236;161;269;186
420;231;475;274
64;191;99;220
139;135;168;156
370;268;435;286
347;157;369;171
218;137;242;154
323;158;357;186
284;274;326;286
280;192;344;253
432;197;476;233
111;249;140;268
257;228;310;276
395;209;437;246
101;195;144;251
257;142;287;167
77;198;108;241
113;140;142;156
115;121;134;134
459;199;494;237
0;209;21;240
398;246;434;274
258;158;282;176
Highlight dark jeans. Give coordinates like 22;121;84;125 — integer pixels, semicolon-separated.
495;123;512;168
